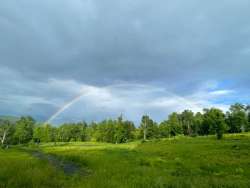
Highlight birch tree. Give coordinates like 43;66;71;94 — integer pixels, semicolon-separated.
0;120;12;147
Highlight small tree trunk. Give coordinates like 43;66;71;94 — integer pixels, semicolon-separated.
1;130;7;145
187;122;191;136
143;129;147;141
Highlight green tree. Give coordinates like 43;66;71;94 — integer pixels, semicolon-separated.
33;124;58;143
167;112;183;136
56;122;87;142
87;122;99;141
0;120;15;147
33;125;43;143
203;108;227;139
200;109;212;136
159;120;171;138
180;110;195;136
71;122;88;141
14;116;35;144
139;115;158;140
104;119;116;143
194;112;203;136
148;122;160;139
140;115;150;141
123;120;135;141
57;124;72;142
115;116;135;143
94;119;116;143
246;105;250;131
226;103;248;133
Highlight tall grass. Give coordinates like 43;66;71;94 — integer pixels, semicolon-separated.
1;133;250;188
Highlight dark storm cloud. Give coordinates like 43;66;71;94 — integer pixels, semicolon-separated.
0;0;249;123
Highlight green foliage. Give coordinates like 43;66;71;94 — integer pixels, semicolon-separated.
180;110;195;136
14;116;35;144
94;119;116;143
33;124;57;143
159;120;171;138
1;133;250;188
226;103;248;133
139;115;159;140
167;112;183;136
2;104;250;187
193;112;203;134
203;108;227;139
57;122;87;142
115;116;135;143
0;120;15;146
227;103;248;133
92;116;135;143
1;103;250;145
247;105;250;131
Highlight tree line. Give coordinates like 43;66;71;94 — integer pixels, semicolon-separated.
1;103;250;147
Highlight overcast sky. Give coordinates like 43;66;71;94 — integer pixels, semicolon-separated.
0;0;250;124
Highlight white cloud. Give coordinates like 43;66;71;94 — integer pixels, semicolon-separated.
0;66;238;124
41;79;234;124
209;90;234;96
1;0;250;123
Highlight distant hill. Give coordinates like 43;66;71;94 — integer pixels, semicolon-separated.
0;115;20;123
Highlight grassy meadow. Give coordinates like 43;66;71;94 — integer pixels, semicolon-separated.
1;133;250;188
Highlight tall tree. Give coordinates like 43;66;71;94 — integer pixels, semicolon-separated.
115;115;135;143
201;109;212;136
167;112;183;136
159;120;171;138
180;110;195;136
140;115;150;141
33;124;58;143
87;121;99;141
226;103;248;133
194;112;203;136
140;115;157;140
246;105;250;132
33;125;43;143
203;108;227;139
14;116;35;144
94;119;116;143
0;120;14;147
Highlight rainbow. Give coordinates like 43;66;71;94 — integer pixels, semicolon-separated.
45;92;86;124
44;88;202;125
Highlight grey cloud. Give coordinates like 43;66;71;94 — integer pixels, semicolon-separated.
0;0;250;123
1;1;249;84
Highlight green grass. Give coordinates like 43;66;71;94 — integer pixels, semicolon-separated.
1;133;250;188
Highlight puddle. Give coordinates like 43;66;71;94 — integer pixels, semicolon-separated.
32;151;83;175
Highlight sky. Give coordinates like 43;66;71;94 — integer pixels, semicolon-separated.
0;0;250;125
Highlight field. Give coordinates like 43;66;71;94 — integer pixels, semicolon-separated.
0;133;250;188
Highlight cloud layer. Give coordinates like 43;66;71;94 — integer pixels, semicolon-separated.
0;0;249;124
